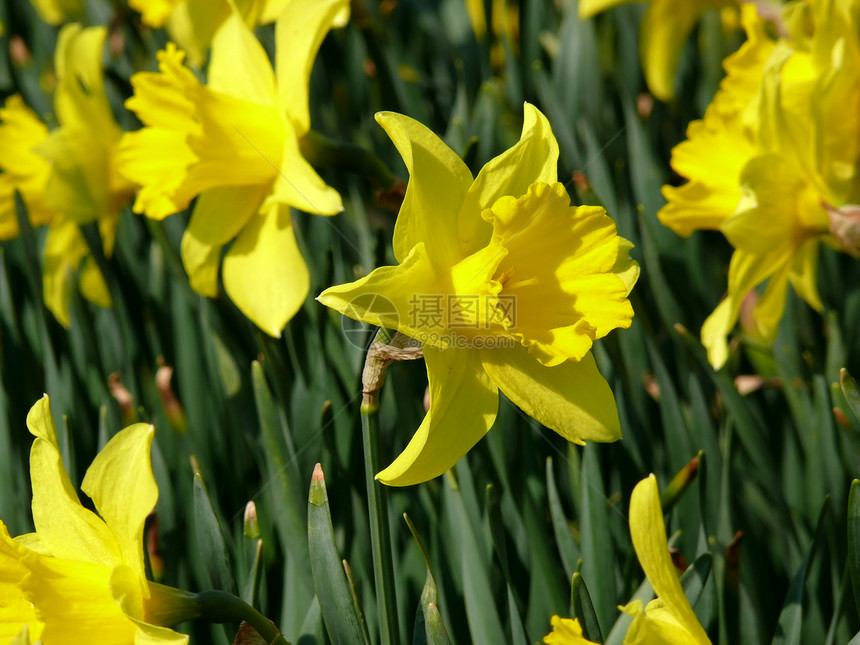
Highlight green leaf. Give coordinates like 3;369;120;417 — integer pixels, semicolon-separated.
404;514;452;645
848;480;860;621
193;470;238;596
485;484;528;645
443;472;506;644
841;369;860;425
772;496;831;645
580;444;617;634
680;552;711;609
546;457;581;580
308;463;371;645
572;572;603;644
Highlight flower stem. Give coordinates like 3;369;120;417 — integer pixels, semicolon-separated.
360;328;409;645
196;590;290;645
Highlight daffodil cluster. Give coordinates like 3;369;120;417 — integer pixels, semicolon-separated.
0;397;193;644
659;0;860;368
0;24;133;326
319;103;639;486
118;0;348;336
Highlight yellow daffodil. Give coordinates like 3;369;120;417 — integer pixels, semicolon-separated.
318;103;638;486
659;1;860;367
620;474;711;644
543;616;599;644
0;396;191;643
0;24;133;327
27;0;83;25
128;0;349;67
544;474;709;644
579;0;739;101
119;0;347;336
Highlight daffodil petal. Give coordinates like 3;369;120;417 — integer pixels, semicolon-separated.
181;185;268;297
578;0;631;19
27;0;82;25
480;346;621;443
164;0;231;67
80;424;157;583
116;565;200;645
27;397;120;566
0;522;42;642
788;238;822;312
0;95;53;231
640;0;704;101
458;104;558;257
108;566;190;643
42;218;91;328
376;346;498;486
717;3;774;115
751;256;793;342
222;203;309;337
317;242;452;347
118;128;198;220
0;177;20;240
628;475;710;645
36;128;112;226
209;10;277;104
269;129;343;215
543;615;598;644
19;556;135;644
129;0;180;27
659;181;739;237
700;246;785;369
78;256;112;309
375;111;473;266
620;599;699;645
615;238;640;295
54;25;115;135
276;0;349;133
659;105;753;237
722;155;821;254
131;619;191;644
700;297;733;370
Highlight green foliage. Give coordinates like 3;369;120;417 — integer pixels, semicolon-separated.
1;0;859;643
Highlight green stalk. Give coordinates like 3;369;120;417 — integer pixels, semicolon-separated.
360;328;418;645
147;583;290;644
196;590;290;645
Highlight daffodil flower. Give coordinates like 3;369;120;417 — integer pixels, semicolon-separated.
128;0;349;67
620;474;711;644
543;616;599;644
659;1;860;367
0;24;133;326
318;104;638;486
0;396;190;643
543;474;709;644
119;0;347;336
579;0;739;101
